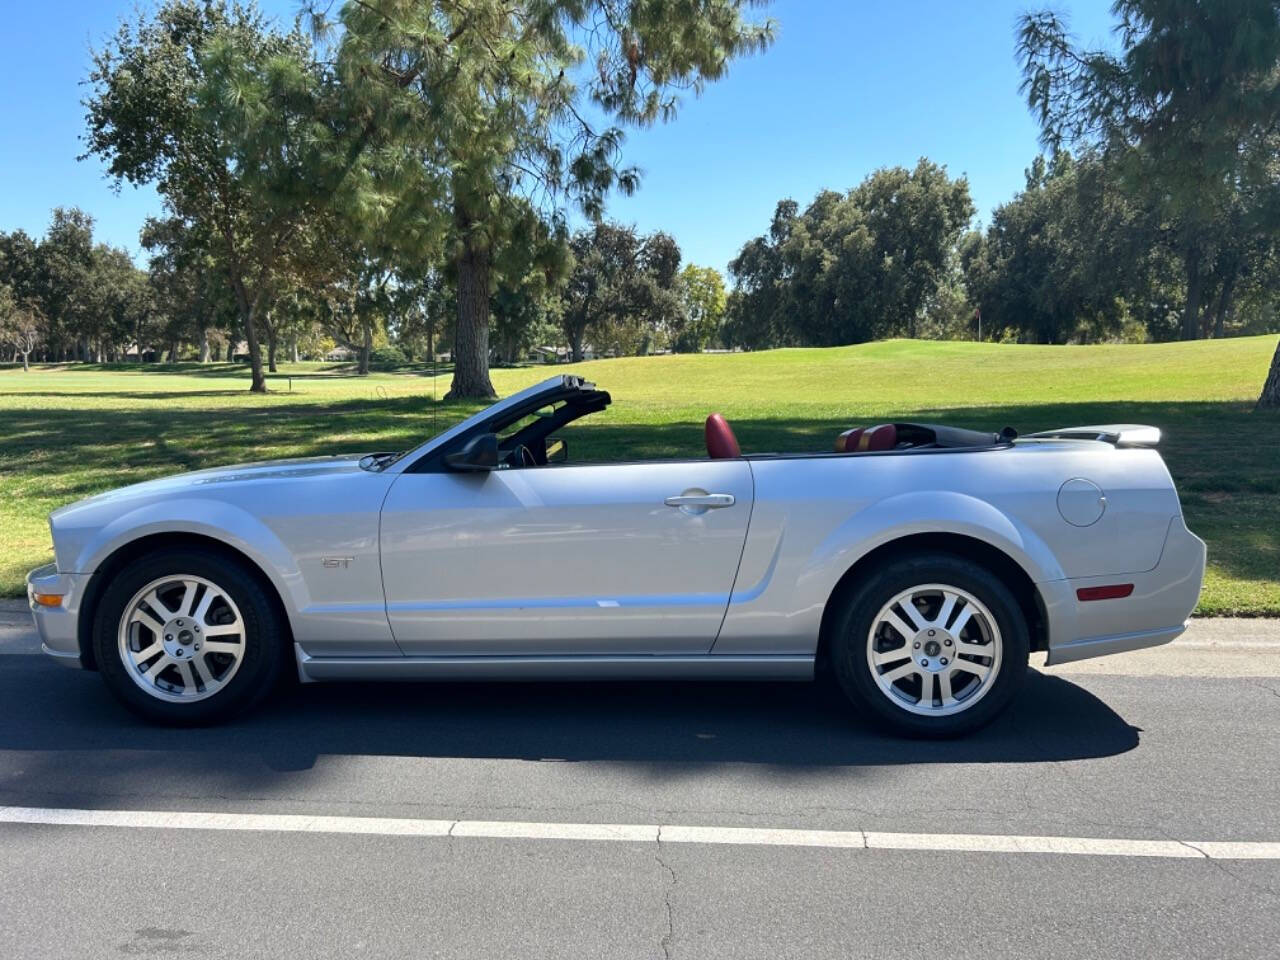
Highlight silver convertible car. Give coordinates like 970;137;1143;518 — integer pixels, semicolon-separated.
27;375;1205;736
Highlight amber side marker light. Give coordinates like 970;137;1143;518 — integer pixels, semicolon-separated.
1076;584;1135;602
32;593;65;608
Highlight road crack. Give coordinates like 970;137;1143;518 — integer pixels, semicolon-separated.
1250;679;1280;701
654;826;677;960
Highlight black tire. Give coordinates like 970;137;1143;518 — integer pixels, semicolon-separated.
92;547;287;725
827;553;1030;738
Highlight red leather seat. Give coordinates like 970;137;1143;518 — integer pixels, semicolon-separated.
706;413;741;459
835;424;898;453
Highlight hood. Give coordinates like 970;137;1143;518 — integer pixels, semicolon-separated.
50;454;372;521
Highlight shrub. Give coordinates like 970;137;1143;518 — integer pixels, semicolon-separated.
369;345;408;368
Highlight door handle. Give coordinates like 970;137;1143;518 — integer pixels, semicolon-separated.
664;493;736;510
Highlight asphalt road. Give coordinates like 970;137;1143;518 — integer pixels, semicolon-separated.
2;602;1278;959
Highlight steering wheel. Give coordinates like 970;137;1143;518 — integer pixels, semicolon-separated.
506;444;537;468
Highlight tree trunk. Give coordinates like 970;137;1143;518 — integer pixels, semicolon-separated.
267;325;278;374
1181;247;1203;341
226;340;235;362
199;329;210;363
446;229;496;399
229;278;268;392
291;337;299;363
21;351;29;372
570;326;585;363
234;300;266;388
358;316;371;376
167;340;179;363
245;309;267;391
1258;339;1280;410
1212;268;1237;339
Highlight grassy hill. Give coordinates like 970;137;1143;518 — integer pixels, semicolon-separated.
2;335;1277;614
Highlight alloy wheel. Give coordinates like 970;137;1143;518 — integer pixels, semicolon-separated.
865;582;1002;717
116;574;247;703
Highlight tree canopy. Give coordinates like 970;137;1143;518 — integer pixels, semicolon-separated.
727;160;974;348
313;0;774;397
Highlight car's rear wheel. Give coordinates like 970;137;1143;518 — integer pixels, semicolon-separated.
828;553;1030;737
92;548;286;724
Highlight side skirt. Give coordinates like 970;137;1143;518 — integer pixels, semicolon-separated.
294;644;814;684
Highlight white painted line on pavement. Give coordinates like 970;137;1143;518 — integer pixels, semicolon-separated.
3;805;1279;860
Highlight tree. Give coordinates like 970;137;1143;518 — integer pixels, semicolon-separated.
561;222;638;362
1019;1;1280;344
1261;339;1280;410
318;0;775;398
142;216;235;362
490;208;570;365
962;152;1166;343
93;245;157;360
560;222;680;360
84;0;369;391
724;200;798;350
393;270;452;363
0;287;44;371
36;208;96;360
729;160;973;347
674;265;726;352
0;230;42;325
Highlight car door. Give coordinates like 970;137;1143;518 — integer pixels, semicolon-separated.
379;459;754;656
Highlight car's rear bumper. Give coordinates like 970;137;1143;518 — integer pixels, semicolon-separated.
26;564;91;669
1042;515;1206;666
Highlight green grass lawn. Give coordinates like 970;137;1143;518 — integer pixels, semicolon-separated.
2;335;1277;614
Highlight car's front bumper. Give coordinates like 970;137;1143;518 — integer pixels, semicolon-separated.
1042;515;1207;666
26;563;92;668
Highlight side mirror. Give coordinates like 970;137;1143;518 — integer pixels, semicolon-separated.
444;433;500;472
546;437;568;464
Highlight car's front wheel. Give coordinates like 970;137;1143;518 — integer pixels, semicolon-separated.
92;547;286;724
828;553;1030;737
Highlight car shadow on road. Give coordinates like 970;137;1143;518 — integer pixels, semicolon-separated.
0;656;1137;784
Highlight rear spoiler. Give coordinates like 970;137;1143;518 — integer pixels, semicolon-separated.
1025;424;1161;448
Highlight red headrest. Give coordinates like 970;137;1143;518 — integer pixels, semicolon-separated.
706;413;741;459
835;424;898;453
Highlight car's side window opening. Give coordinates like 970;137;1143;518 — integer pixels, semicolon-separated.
494;398;606;470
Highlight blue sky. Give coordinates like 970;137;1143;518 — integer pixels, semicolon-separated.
0;0;1116;271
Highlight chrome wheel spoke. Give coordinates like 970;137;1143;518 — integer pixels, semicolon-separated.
938;670;955;705
918;671;934;706
955;639;990;659
880;661;915;684
131;607;166;638
202;620;243;639
956;659;992;682
176;580;198;618
127;637;160;665
143;656;172;681
143;590;175;620
882;608;917;641
175;661;196;694
872;645;910;667
900;599;930;631
949;605;975;638
193;588;216;626
202;640;241;656
933;591;958;630
192;654;214;689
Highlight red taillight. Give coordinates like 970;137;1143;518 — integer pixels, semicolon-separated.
1076;584;1135;602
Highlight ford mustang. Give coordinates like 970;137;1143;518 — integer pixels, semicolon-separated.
26;375;1205;736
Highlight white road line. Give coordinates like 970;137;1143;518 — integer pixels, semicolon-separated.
3;806;1279;860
